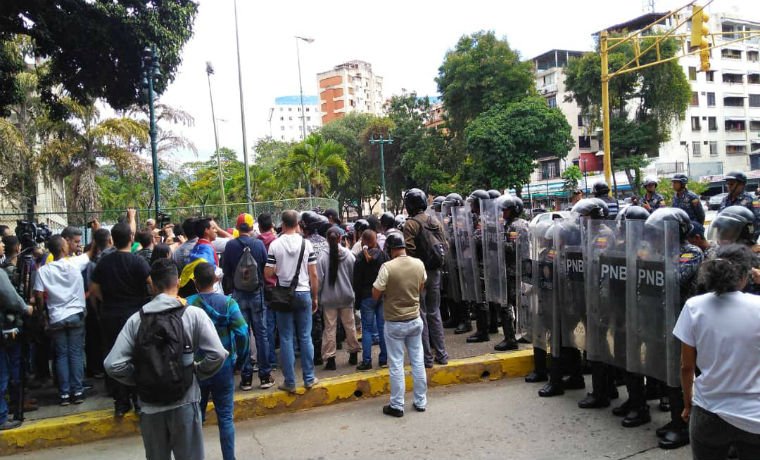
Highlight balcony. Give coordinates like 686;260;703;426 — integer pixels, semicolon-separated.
721;49;742;60
724;96;746;108
723;73;744;85
726;144;748;156
750;73;760;85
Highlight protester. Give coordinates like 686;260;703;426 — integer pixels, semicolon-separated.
256;212;278;369
90;223;152;416
674;244;760;459
174;218;198;272
104;258;227;460
372;231;427;417
264;210;318;393
82;228;113;379
33;235;93;406
187;262;249;460
317;227;360;370
149;243;172;265
353;229;388;370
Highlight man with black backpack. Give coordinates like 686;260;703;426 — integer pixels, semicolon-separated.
104;258;227;460
221;213;274;391
402;188;449;368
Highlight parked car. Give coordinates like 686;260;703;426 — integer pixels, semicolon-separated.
529;210;571;227
708;193;727;210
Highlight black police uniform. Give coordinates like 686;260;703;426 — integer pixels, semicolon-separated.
672;190;705;225
720;191;760;241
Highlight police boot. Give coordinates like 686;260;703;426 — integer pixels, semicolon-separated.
443;302;459;328
622;404;651;428
578;362;611;409
466;309;490;343
494;310;518;352
454;303;472;334
525;348;548;382
488;303;499;334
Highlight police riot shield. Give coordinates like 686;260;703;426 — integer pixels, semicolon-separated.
480;199;508;304
529;220;558;356
626;219;680;387
554;217;587;351
451;206;481;303
512;222;531;341
585;219;626;367
440;202;462;303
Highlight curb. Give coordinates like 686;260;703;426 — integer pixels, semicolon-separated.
0;349;533;455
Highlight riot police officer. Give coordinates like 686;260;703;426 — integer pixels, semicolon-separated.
443;193;470;333
671;174;705;226
494;195;526;351
432;196;446;213
719;171;760;241
592;181;618;219
467;189;493;343
487;189;502;199
641;177;664;212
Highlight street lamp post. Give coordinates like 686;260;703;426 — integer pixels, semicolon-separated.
206;62;228;228
233;0;253;214
142;46;161;221
582;158;588;194
369;134;393;212
295;36;315;142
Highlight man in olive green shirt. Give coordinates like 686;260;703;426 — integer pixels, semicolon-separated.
372;232;427;417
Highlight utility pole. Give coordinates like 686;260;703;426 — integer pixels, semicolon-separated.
206;62;228;228
369;134;393;212
233;0;252;213
142;46;161;221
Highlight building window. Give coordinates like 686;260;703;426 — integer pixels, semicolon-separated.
724;97;744;107
727;144;747;155
752;142;760;153
691;116;701;131
708;116;717;131
707;92;716;107
541;160;560;179
306;107;310;112
723;73;744;84
280;126;285;131
688;67;697;80
725;120;746;131
750;120;760;131
280;116;284;121
691;92;699;106
578;136;591;148
709;141;718;156
306;116;311;121
750;94;760;107
721;49;742;60
750;74;760;85
692;141;701;157
547;96;557;108
706;71;715;82
749;51;760;62
288;107;292;111
288;116;292;121
577;114;585;127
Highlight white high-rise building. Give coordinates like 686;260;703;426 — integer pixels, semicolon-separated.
269;95;322;142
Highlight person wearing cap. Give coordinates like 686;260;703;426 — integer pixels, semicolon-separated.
671;174;705;226
372;232;428;417
641;177;664;212
687;222;716;260
720;171;760;241
221;213;274;391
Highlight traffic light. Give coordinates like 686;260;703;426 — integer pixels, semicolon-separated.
691;5;711;71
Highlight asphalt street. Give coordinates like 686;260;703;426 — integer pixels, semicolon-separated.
19;378;692;460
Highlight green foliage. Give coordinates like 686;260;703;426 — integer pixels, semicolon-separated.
286;132;348;197
561;165;583;194
0;1;198;114
655;177;709;203
436;31;535;138
465;97;574;193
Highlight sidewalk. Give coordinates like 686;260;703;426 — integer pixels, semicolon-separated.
0;328;534;455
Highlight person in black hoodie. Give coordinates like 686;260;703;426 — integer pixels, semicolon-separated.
353;229;387;370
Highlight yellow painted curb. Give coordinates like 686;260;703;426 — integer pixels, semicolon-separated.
0;350;533;456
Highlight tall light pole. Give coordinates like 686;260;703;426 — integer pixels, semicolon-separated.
233;0;252;213
369;134;393;211
206;62;228;228
295;36;315;141
142;46;161;221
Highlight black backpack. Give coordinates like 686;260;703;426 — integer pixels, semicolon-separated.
233;239;260;292
133;306;194;404
411;214;448;270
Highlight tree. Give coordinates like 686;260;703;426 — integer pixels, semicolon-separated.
465;97;574;194
561;165;583;195
564;35;691;190
655;177;709;204
436;31;535;138
0;1;198;114
286;133;348;197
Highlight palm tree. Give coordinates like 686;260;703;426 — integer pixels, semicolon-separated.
39;98;148;220
286;132;348;197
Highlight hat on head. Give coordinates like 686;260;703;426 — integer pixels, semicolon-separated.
236;213;254;232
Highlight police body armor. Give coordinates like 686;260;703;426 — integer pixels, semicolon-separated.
480;199;508;305
625;219;681;387
554;217;587;351
585;218;626;367
452;206;482;303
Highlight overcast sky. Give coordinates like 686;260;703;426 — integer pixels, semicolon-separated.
158;0;759;163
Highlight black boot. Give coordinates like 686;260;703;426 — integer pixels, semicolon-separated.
488;303;499;334
538;381;564;397
324;357;336;371
348;352;358;366
526;348;548;382
454;303;472;334
622;404;651;428
494;309;518;352
466;308;489;343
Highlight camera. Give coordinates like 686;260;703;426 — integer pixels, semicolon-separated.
157;212;172;228
14;220;52;250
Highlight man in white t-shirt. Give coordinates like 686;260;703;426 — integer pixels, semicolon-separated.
264;210;319;393
33;235;93;406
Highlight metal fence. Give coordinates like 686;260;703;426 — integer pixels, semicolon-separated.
0;197;339;242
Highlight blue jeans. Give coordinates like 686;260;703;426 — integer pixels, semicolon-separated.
234;289;271;379
265;304;277;367
50;314;85;397
200;362;235;460
275;291;315;388
360;297;386;364
385;317;427;411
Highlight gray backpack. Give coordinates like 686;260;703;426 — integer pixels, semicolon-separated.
233;243;260;292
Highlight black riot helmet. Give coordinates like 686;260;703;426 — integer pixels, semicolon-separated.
487;189;502;199
394;214;407;230
444;193;465;207
571;198;609;220
300;210;322;233
354;219;370;235
497;195;524;218
432;196;446;212
385;230;406;250
616;205;650;222
724;171;748;184
645;207;693;242
380;212;396;232
708;205;755;245
403;188;428;215
316;215;331;237
672;173;688;185
468;189;490;214
592;181;610;197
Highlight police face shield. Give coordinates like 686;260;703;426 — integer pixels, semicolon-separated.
452;206;481;303
554;217;586;351
527;220;559;356
707;215;745;245
625;219;681;387
480;198;507;305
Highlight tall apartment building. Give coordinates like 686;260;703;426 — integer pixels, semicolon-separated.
269;95;322;142
317;60;384;125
